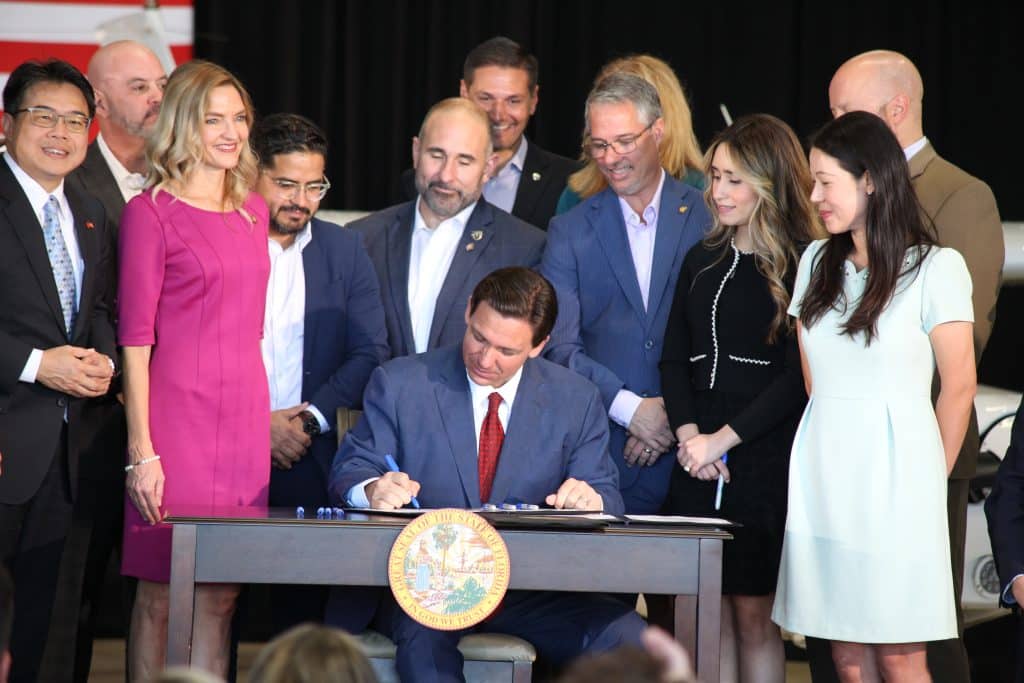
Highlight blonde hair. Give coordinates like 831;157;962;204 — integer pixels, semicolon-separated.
700;114;824;343
248;623;378;683
145;60;257;209
569;54;703;199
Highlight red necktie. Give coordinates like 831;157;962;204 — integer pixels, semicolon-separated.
478;392;504;503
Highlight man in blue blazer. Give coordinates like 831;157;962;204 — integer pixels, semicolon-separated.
329;268;645;682
348;98;546;360
541;73;711;514
252;113;389;632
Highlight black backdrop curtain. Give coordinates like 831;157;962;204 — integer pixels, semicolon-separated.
193;0;1024;388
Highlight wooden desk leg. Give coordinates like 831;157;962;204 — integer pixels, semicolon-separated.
695;537;723;682
167;524;198;667
674;594;697;665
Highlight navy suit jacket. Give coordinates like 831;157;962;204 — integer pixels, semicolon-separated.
539;173;711;512
328;346;624;515
268;218;389;507
985;399;1024;607
347;199;546;359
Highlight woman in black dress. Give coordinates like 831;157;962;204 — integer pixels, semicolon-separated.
660;114;822;683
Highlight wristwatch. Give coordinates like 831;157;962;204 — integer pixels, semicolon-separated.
299;410;322;437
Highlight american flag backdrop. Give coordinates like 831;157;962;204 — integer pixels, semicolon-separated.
0;0;193;112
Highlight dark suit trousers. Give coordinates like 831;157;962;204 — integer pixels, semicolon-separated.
0;427;75;683
375;590;646;683
806;477;971;683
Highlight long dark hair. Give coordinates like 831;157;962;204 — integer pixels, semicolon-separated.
799;111;936;344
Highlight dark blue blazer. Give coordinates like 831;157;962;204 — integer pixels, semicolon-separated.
268;218;389;507
539;173;711;513
985;399;1024;607
328;346;624;515
347;199;546;359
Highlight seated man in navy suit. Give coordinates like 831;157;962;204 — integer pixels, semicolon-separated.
251;113;389;633
329;267;645;683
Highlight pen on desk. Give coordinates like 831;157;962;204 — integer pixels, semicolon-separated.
383;453;421;509
714;453;729;511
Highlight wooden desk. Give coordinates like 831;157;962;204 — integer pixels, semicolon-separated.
166;508;728;680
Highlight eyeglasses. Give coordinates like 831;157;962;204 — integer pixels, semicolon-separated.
266;175;331;201
12;106;91;134
583;121;654;158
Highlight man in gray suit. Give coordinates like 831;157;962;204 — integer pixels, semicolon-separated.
349;97;545;359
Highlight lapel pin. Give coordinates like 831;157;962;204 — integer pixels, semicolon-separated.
85;220;95;229
531;172;541;181
678;206;688;214
471;230;483;241
466;243;475;252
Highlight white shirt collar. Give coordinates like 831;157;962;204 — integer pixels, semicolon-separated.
904;136;929;161
413;196;477;235
96;133;147;200
467;363;524;412
268;220;313;255
618;169;667;228
4;152;68;218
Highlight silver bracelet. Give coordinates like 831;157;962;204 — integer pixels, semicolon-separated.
125;455;161;472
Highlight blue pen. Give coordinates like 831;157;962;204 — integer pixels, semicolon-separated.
383;453;421;509
713;453;729;511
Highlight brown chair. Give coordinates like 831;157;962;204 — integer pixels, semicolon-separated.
335;408;537;682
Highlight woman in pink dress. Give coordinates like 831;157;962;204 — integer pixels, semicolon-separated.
118;60;270;679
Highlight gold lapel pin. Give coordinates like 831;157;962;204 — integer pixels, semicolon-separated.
678;206;688;214
471;230;483;241
466;243;475;252
85;220;95;229
532;172;541;181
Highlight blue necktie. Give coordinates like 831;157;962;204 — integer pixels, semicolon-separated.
43;195;77;334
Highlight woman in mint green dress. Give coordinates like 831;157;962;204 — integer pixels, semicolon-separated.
771;112;976;681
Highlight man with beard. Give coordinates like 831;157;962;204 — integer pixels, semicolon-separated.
251;113;388;633
350;97;545;359
55;40;165;682
398;37;577;230
69;41;166;238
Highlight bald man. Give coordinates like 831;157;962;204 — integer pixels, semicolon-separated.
59;40;166;683
348;97;546;359
804;50;1003;683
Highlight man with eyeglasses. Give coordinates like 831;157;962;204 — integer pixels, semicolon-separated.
251;112;388;634
397;36;578;230
0;59;117;682
540;73;710;515
349;97;545;360
55;40;166;682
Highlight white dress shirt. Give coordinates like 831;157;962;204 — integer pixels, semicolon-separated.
903;136;928;162
607;170;667;428
96;133;146;202
483;136;528;213
6;153;84;384
261;223;328;431
407;197;476;353
346;365;525;507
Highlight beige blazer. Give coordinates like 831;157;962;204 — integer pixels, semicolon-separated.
911;141;1003;479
